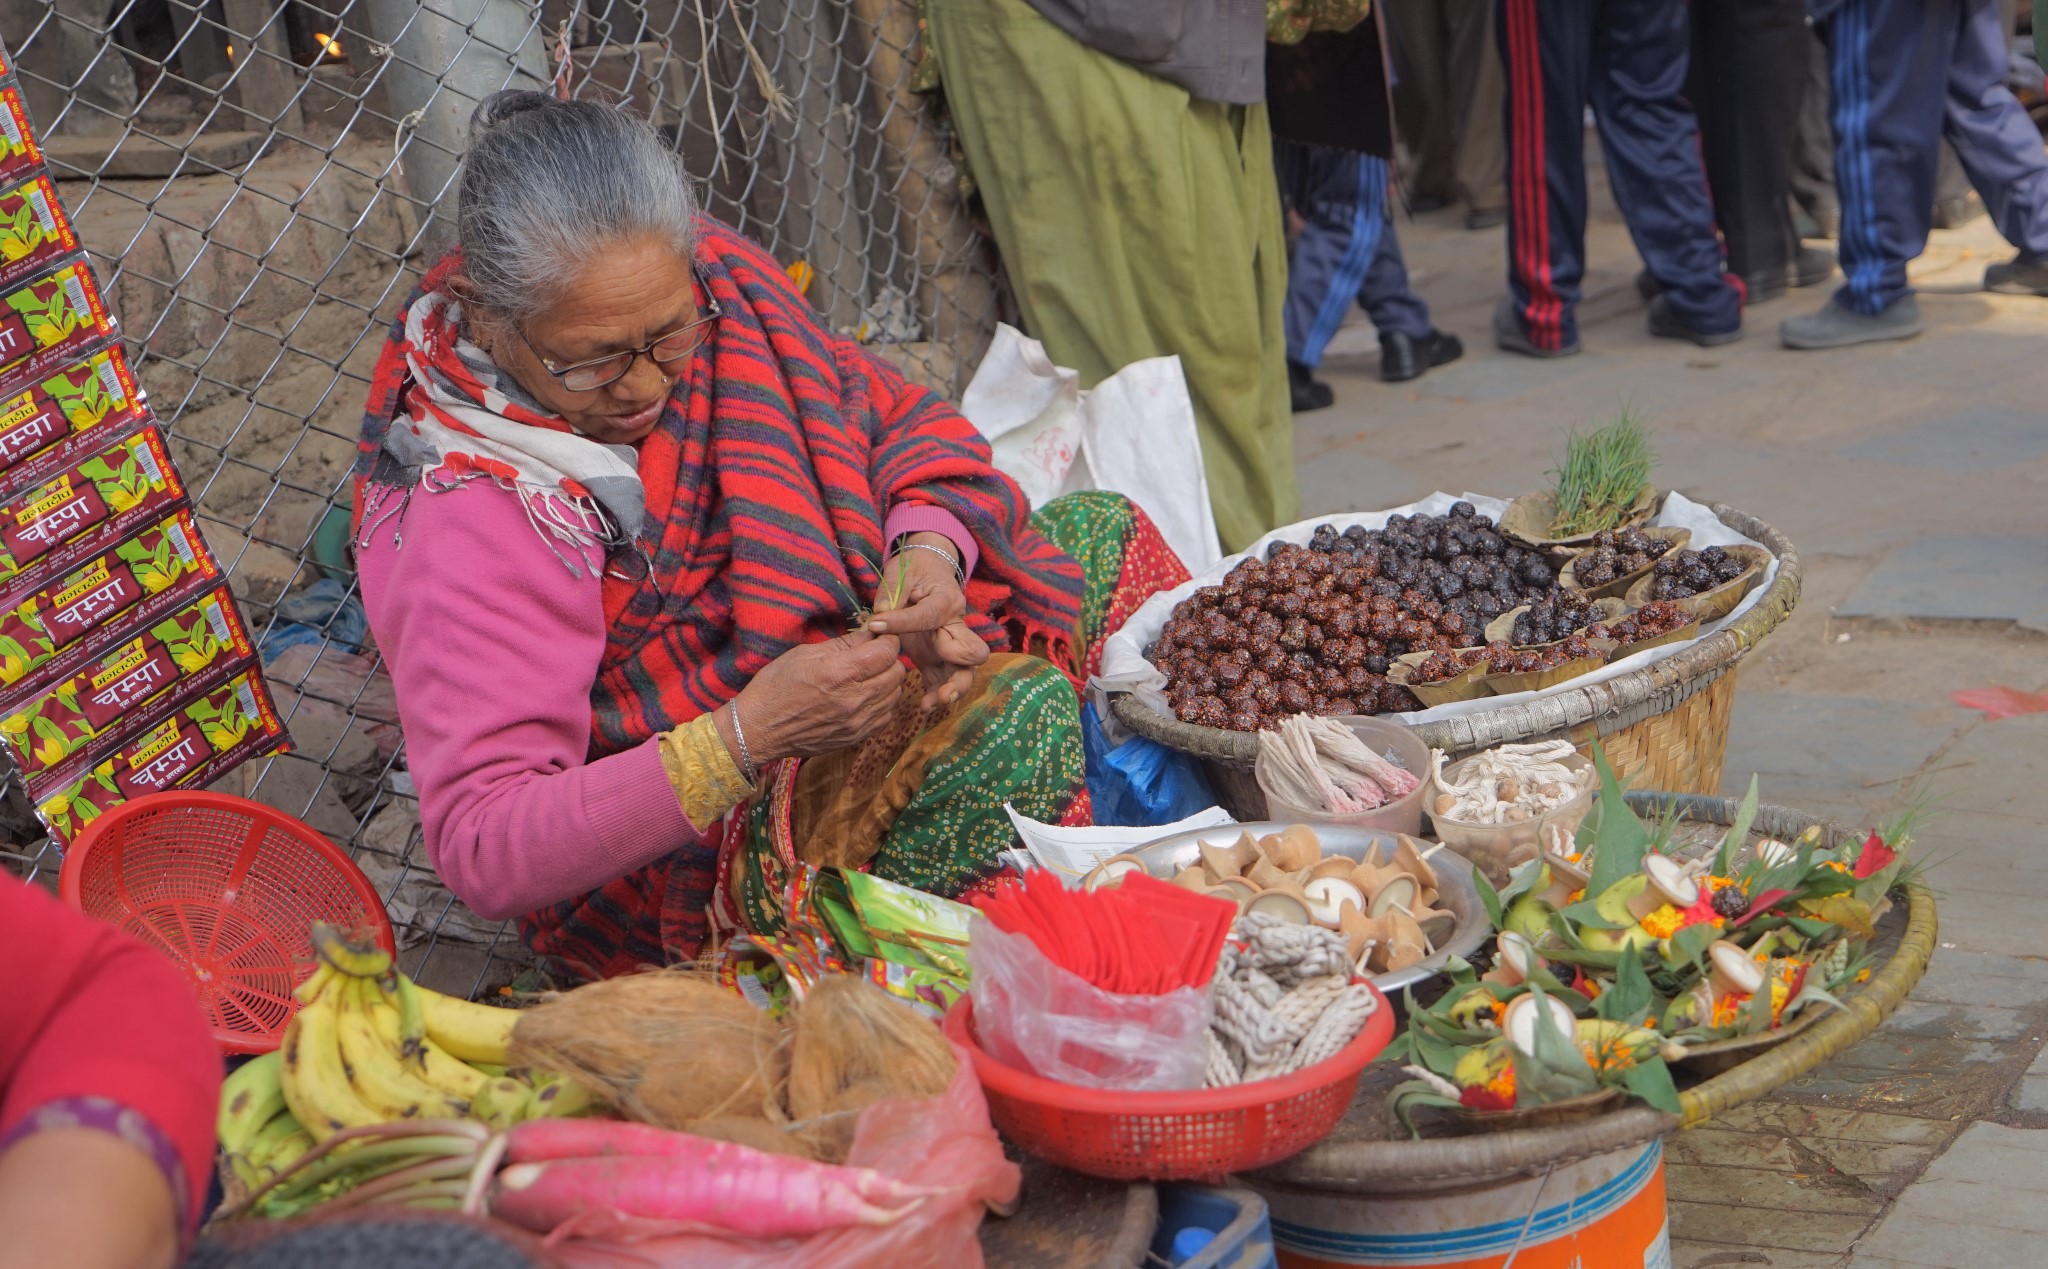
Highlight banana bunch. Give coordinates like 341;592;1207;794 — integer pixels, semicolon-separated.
224;923;588;1186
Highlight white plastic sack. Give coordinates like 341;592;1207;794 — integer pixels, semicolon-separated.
962;324;1221;574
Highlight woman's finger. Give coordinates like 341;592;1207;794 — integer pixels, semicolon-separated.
933;621;990;667
866;584;960;635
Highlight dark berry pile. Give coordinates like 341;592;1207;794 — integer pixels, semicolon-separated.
1570;526;1674;588
1710;884;1750;921
1587;600;1693;647
1410;647;1487;684
1648;546;1749;600
1482;634;1599;676
1510;592;1604;646
1150;503;1560;729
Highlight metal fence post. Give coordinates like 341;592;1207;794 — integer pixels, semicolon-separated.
361;0;551;255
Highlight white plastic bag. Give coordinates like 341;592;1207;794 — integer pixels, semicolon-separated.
968;919;1211;1091
962;324;1221;574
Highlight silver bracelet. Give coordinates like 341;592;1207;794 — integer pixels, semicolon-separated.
894;539;964;585
727;700;758;784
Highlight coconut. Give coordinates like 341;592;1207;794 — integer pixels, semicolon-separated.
1502;993;1578;1058
1303;876;1367;928
685;1114;817;1160
787;975;956;1152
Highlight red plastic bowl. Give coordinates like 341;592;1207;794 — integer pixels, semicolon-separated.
58;791;395;1055
943;981;1393;1182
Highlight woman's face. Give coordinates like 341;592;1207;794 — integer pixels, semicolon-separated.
468;236;700;446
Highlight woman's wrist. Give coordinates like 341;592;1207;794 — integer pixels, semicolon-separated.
893;531;963;584
713;697;763;779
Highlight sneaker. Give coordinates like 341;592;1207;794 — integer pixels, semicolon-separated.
1780;295;1923;349
1635;269;1663;302
1492;299;1580;358
1381;329;1464;382
1985;254;2048;297
1288;359;1334;412
1646;294;1742;346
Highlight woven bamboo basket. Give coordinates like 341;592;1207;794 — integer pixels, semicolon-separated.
1109;502;1801;819
1247;792;1936;1195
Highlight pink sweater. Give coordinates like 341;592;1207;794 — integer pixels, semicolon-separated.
358;481;973;921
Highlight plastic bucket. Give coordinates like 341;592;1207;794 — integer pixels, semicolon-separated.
1257;1139;1670;1269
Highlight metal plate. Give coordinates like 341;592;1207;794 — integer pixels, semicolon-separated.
1127;821;1490;996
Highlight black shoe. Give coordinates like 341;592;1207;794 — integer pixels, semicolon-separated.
1407;192;1452;214
1464;207;1506;231
1635;269;1663;302
1492;299;1580;358
1932;192;1985;230
1646;293;1742;346
1288;359;1335;412
1985;254;2048;296
1381;329;1464;382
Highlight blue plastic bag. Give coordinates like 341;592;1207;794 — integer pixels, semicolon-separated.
1081;698;1217;827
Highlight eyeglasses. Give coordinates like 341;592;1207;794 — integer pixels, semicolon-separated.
517;297;722;392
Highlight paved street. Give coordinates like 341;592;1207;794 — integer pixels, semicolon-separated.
1298;190;2048;1266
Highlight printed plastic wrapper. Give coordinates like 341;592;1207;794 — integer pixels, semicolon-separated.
37;666;289;844
0;424;181;586
0;348;147;482
0;509;217;694
0;87;38;190
542;1044;1021;1269
0;585;250;787
967;919;1211;1091
0;258;116;391
0;174;78;292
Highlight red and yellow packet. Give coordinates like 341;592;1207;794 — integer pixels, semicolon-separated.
0;87;39;190
0;347;146;482
0;585;251;786
36;667;290;846
0;509;217;694
0;425;180;588
0;175;77;294
0;258;115;392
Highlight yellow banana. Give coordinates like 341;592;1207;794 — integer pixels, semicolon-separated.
279;979;383;1141
310;922;393;979
410;977;518;1066
471;1076;534;1129
333;979;467;1121
217;1050;287;1156
526;1075;600;1120
294;964;336;1006
389;972;429;1053
364;985;489;1101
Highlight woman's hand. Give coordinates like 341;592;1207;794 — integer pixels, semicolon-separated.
866;532;989;709
729;631;908;764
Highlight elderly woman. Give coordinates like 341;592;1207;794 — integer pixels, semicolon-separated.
356;92;1187;982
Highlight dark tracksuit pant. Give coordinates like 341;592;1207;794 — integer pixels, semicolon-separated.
1689;0;1811;286
1814;0;2048;314
1277;142;1433;370
1495;0;1741;351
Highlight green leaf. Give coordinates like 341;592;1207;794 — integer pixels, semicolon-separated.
1473;867;1504;932
1796;895;1876;941
1715;775;1760;875
1584;742;1650;897
1786;916;1836;940
1559;897;1624;930
1598;941;1654;1026
1620;1057;1683;1114
1739;970;1775;1035
1514;980;1601;1104
1665;921;1719;977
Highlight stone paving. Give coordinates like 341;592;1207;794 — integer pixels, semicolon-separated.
1299;187;2048;1266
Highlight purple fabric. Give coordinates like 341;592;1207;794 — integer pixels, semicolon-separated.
0;1094;190;1243
885;503;979;579
358;480;705;921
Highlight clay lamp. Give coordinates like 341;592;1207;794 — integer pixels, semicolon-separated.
1245;885;1312;925
1303;876;1367;928
1502;991;1578;1059
1260;824;1323;872
1485;931;1539;987
1199;834;1260;885
1707;940;1766;1000
1170;866;1212;894
1247;855;1299;892
1393;835;1443;905
1339;907;1391;971
1082;854;1145;891
1365;870;1420;919
1209;877;1260;912
1753;838;1796;869
1627;853;1700;921
1309;856;1363;882
1536;850;1590;909
1384;909;1430;971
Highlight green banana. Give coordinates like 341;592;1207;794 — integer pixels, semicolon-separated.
217;1050;287;1157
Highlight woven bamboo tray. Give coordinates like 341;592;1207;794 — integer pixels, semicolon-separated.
1109;501;1802;819
1247;792;1936;1195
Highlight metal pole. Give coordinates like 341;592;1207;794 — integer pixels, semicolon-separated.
361;0;550;257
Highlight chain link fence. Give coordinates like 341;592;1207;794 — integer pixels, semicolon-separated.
0;0;1008;996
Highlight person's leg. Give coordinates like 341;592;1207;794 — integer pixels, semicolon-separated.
1588;0;1741;339
1783;0;1952;345
925;0;1297;550
1791;25;1842;239
1688;0;1809;293
1943;0;2048;278
1356;158;1434;340
1282;142;1378;372
1385;0;1459;206
1447;0;1507;224
1497;0;1593;353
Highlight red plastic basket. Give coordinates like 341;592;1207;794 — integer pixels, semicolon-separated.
58;791;395;1055
943;981;1394;1182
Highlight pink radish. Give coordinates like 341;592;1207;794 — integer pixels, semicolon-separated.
491;1154;919;1240
504;1118;942;1208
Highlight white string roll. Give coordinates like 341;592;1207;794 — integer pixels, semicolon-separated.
1205;918;1381;1087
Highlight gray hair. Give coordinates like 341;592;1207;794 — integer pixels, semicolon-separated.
455;91;699;322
